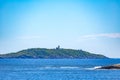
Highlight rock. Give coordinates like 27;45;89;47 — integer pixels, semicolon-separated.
96;64;120;69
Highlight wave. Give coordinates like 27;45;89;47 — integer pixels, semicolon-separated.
40;66;81;69
1;66;101;71
60;66;80;69
93;66;102;69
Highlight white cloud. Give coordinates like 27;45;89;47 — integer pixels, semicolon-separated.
82;33;120;39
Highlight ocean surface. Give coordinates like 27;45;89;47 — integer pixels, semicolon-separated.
0;59;120;80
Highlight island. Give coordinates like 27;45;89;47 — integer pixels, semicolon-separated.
0;46;108;59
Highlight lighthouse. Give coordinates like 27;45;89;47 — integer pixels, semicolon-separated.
56;45;60;49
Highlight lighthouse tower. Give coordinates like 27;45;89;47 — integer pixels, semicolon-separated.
56;45;60;49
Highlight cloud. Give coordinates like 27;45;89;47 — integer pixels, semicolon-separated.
82;33;120;39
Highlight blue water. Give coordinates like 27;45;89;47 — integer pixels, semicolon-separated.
0;59;120;80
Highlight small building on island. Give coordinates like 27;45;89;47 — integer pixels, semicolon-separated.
56;45;60;49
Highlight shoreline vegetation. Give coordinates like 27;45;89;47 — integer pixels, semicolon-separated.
0;46;108;59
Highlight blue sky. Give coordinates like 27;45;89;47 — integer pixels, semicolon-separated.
0;0;120;58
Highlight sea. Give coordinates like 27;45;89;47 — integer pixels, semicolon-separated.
0;59;120;80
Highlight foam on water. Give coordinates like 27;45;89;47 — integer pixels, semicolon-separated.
94;66;102;69
39;66;81;70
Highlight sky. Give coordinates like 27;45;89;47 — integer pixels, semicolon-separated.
0;0;120;58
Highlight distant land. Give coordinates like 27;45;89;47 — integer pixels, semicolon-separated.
0;46;108;59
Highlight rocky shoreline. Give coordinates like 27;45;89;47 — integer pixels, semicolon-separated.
95;64;120;69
